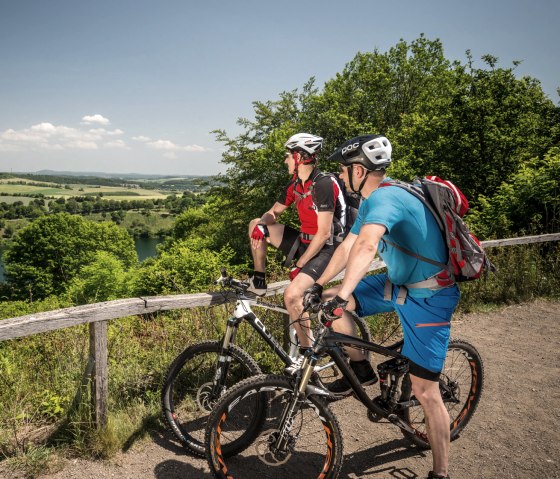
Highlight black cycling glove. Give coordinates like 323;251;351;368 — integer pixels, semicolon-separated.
320;295;348;323
303;283;323;312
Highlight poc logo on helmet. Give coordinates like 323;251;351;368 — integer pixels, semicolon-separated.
341;142;360;155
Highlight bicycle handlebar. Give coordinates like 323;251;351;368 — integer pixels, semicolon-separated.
215;268;250;293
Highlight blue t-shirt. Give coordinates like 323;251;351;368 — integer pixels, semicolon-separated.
350;178;447;298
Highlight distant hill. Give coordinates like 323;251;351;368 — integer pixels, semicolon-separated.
1;170;218;192
31;170;207;180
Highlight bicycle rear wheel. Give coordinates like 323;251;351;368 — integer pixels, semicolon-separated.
161;340;262;457
399;339;484;449
205;374;343;479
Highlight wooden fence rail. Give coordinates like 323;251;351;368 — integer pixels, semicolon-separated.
0;232;559;426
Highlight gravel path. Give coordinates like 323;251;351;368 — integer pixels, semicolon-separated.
4;299;559;479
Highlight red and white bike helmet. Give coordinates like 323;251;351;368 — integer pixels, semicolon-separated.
285;133;323;164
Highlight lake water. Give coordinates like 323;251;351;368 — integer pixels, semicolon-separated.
134;237;164;262
0;237;163;282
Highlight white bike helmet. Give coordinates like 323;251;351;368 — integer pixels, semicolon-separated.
329;134;392;171
285;133;323;156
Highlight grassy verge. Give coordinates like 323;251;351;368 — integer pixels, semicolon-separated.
0;241;558;475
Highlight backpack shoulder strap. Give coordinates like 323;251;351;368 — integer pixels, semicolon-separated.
379;179;445;232
378;179;448;271
382;238;447;270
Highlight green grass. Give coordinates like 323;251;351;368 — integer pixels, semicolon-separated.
0;196;37;205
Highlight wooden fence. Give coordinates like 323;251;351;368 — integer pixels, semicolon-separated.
0;232;559;427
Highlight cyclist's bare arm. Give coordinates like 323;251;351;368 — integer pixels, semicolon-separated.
337;223;386;300
296;211;333;268
255;202;288;225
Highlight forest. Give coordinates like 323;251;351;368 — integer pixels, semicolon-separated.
0;36;558;473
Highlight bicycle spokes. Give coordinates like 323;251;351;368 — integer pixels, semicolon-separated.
210;382;337;478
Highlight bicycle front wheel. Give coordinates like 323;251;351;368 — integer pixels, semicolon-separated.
161;340;262;457
399;339;484;449
205;374;344;479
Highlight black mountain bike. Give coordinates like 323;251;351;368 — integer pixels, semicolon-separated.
204;310;484;479
161;270;371;457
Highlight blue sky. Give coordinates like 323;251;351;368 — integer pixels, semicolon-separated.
0;0;558;177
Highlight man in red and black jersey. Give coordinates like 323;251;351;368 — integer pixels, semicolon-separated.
248;133;347;349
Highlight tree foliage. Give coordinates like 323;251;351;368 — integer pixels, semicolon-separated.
64;251;135;304
133;239;236;295
4;213;137;299
468;148;560;238
211;35;559;256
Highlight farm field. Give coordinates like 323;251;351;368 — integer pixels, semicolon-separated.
0;178;170;201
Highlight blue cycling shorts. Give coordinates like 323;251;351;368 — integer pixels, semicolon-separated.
353;273;460;374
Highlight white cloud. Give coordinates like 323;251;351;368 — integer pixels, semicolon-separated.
104;140;129;149
0;119;208;159
0;121;122;152
147;139;178;150
81;114;110;126
65;140;99;150
89;128;123;136
146;139;208;153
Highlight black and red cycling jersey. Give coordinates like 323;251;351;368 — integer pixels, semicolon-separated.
277;168;347;244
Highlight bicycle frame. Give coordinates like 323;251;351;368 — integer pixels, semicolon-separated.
292;326;424;437
222;297;298;364
209;295;299;399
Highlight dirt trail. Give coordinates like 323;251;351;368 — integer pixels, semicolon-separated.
4;300;560;479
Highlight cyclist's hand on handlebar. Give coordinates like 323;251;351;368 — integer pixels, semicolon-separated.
303;283;323;312
320;295;348;323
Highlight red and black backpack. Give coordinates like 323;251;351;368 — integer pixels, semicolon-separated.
380;176;496;282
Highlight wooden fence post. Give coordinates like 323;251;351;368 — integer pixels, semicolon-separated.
89;321;108;429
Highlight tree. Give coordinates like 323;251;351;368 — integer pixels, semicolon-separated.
392;52;559;199
64;251;134;304
211;35;559;257
4;213;137;299
468;147;560;238
133;239;235;295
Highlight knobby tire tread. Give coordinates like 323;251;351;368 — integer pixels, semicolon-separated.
161;340;262;457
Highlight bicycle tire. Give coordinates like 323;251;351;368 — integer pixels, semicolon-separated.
205;374;344;479
161;340;263;457
399;339;484;449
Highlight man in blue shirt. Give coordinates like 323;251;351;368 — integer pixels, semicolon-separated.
304;134;458;479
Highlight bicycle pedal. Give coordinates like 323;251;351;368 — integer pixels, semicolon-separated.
367;409;383;422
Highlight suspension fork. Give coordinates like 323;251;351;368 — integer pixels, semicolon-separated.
273;355;316;452
211;316;241;397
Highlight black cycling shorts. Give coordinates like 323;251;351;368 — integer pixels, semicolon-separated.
278;226;335;281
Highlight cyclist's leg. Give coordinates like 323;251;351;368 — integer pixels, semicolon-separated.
284;245;336;348
248;219;286;273
325;274;393;361
393;285;460;477
284;271;316;347
409;372;450;478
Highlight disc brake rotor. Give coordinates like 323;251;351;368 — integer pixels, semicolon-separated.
196;382;221;413
255;429;293;466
